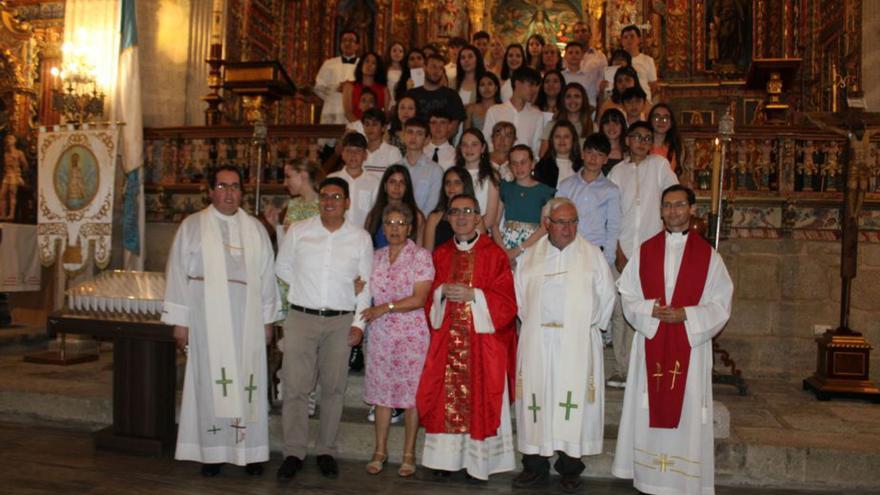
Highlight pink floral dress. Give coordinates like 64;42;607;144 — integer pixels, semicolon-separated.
364;239;434;408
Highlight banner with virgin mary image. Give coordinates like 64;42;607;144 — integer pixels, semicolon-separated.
37;125;119;272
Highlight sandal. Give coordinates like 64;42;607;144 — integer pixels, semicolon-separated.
366;451;387;475
398;453;416;477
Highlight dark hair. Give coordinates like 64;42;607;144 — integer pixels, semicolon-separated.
509;143;534;162
389;96;418;134
662;184;696;205
447;193;480;214
319;177;350;198
472;31;490;42
394;49;425;102
541;44;563;72
341;132;368;149
364;164;421;241
403;116;429;133
358;86;377;103
611;66;641;104
340;30;359;43
649;103;682;174
511;66;542;87
559;82;594;137
583;132;611;155
362;108;387;126
208;165;242;189
547;119;583;162
449;37;467;48
475;72;502;104
422;43;440;57
626;120;654;136
455;128;499;188
525;34;546;71
428;108;452;122
621;24;642;38
564;41;584;52
534;119;584;185
501;43;525;80
609;48;632;67
456;45;487;91
599;108;628;152
426;53;447;66
621;85;647;102
384;41;406;68
536;70;565;112
354;51;387;85
434;167;476;213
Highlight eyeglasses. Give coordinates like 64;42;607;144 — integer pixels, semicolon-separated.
319;193;345;201
661;200;690;209
383;219;410;227
447;207;478;216
547;217;579;226
651;114;671;123
215;183;241;191
627;133;653;143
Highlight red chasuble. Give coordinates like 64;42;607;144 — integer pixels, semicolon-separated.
638;231;711;428
416;235;517;441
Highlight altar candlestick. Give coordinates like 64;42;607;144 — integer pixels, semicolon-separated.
710;138;721;215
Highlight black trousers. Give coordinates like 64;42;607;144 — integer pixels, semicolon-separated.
521;451;585;476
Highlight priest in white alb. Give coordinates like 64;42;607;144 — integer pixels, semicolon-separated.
512;198;615;493
162;166;280;477
612;185;733;495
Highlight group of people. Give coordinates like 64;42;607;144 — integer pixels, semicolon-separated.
159;21;733;495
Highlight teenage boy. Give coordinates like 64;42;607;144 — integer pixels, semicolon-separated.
472;31;491;59
620;25;658;102
399;117;444;215
605;121;678;388
556;133;620;268
344;87;377;137
361;109;403;178
621;86;648;124
482;67;544;156
329;132;380;229
407;54;466;132
561;41;600;109
423;110;457;170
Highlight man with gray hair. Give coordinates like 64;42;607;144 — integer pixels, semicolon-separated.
511;197;616;492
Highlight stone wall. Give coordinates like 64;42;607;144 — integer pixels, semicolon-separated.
144;220;880;384
718;239;880;384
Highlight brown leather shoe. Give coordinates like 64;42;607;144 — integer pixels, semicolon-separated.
559;473;583;493
512;469;549;488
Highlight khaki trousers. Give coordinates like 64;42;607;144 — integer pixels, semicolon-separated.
611;264;634;378
281;309;353;458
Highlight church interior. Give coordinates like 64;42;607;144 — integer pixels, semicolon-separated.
0;0;879;492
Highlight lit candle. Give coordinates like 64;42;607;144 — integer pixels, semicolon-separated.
710;138;721;215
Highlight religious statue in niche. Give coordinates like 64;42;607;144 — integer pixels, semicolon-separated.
337;0;375;55
798;140;817;192
707;0;751;72
821;141;841;192
0;134;28;220
491;0;582;47
438;0;469;38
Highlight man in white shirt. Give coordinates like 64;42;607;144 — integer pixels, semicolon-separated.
483;67;544;157
572;21;607;108
329;132;380;229
314;30;360;153
362;109;402;178
606;121;678;388
423;110;457;170
620;25;658;103
275;177;373;481
561;41;601;110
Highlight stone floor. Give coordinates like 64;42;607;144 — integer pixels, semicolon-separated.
1;326;879;492
0;421;868;495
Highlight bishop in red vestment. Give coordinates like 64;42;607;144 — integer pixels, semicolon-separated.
416;194;518;480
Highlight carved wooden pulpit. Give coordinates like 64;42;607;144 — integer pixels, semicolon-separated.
802;110;880;402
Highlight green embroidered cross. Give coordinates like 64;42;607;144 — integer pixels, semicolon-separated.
528;393;541;423
245;374;257;403
207;425;221;435
215;367;233;397
558;390;579;421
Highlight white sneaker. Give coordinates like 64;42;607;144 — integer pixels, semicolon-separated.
367;405;376;422
606;374;626;388
390;408;404;424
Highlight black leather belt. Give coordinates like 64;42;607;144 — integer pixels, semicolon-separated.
290;304;353;318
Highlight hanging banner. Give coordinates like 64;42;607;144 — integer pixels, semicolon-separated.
37;126;119;272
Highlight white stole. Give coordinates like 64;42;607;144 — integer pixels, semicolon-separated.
518;236;595;445
199;205;263;421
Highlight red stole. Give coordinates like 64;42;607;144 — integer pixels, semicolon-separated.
639;231;711;428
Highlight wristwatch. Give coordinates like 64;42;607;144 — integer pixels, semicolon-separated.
387;302;395;312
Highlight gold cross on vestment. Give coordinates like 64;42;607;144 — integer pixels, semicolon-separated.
669;360;682;390
653;454;674;472
652;363;664;392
